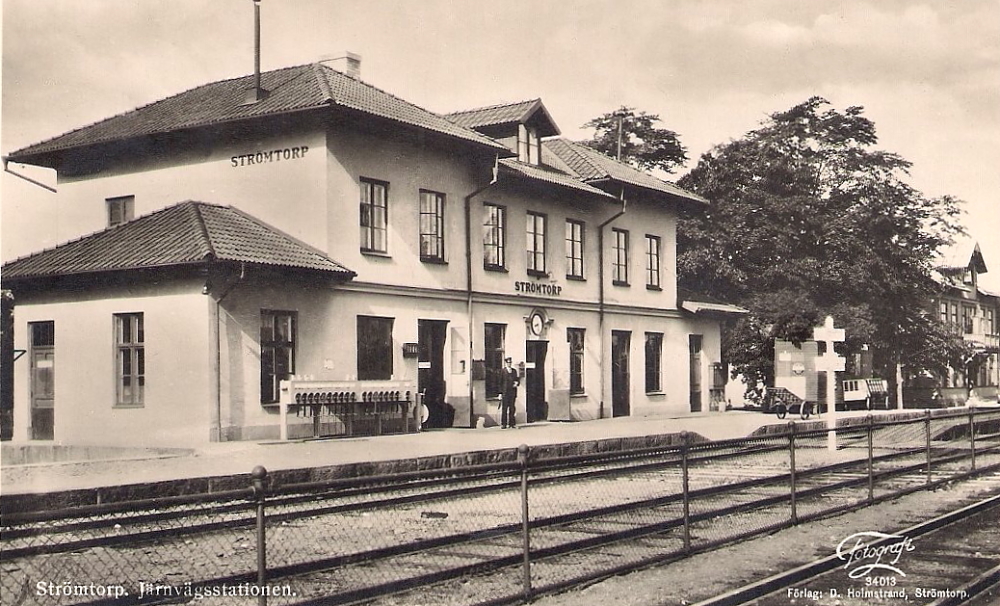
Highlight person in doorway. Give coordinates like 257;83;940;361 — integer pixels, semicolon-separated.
500;357;520;429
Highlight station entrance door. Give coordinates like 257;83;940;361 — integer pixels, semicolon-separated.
30;321;55;440
612;331;631;417
525;341;548;423
418;320;450;427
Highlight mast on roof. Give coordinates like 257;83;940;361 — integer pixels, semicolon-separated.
244;0;269;104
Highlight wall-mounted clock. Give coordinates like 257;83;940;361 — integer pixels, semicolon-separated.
530;311;545;336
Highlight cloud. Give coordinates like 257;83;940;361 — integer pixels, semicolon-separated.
740;20;811;46
2;0;996;264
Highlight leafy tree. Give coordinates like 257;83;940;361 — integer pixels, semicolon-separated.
676;96;965;400
581;107;687;173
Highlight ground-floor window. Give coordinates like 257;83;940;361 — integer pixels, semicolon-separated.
645;332;662;393
484;323;506;398
114;313;145;406
568;328;585;395
358;316;394;380
261;310;296;403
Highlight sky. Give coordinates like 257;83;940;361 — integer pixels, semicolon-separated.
2;0;998;288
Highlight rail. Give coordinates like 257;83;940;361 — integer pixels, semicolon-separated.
2;407;1000;605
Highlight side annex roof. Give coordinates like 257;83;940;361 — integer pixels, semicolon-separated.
1;201;355;282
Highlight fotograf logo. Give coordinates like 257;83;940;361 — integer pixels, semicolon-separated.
836;531;915;578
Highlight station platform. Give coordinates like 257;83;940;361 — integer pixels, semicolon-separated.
0;407;945;498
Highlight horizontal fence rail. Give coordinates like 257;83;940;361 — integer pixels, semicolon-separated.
3;408;1000;605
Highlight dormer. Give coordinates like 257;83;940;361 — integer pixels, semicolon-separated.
446;99;560;165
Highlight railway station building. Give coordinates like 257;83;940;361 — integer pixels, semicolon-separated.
1;62;743;446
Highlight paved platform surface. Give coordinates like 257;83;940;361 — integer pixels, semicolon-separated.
0;408;934;496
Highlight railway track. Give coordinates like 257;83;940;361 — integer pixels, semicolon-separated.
692;486;1000;606
3;411;1000;606
283;445;1000;606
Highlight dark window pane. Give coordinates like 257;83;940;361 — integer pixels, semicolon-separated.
31;321;55;347
568;328;585;395
645;332;662;392
358;316;394;380
260;311;296;403
484;323;505;398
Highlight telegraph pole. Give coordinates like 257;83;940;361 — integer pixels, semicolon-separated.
613;108;629;161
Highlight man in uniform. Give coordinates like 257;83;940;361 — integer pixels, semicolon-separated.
500;357;520;429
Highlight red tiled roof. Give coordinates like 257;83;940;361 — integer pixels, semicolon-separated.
445;99;560;137
542;138;707;206
1;202;355;281
7;64;510;165
498;159;616;200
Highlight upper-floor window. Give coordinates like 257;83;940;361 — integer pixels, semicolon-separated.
419;190;445;263
483;203;507;270
518;124;540;164
566;219;585;280
963;305;976;334
115;312;145;407
940;301;948;324
260;310;295;404
645;235;661;290
985;308;995;335
612;228;629;286
107;196;135;227
526;211;547;275
360;178;389;253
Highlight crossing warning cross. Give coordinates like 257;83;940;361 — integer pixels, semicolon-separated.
812;316;846;451
813;315;846;346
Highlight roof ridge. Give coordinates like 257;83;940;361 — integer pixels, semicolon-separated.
315;63;446;119
444;98;541;117
310;63;335;104
549;138;609;179
189;202;218;261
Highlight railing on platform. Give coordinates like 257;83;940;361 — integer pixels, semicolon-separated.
276;377;421;440
4;407;1000;606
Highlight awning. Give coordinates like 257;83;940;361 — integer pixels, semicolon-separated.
680;300;748;316
967;339;1000;354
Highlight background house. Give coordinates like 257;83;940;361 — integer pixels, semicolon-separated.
925;242;1000;405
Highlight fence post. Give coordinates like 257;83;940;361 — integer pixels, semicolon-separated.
251;465;269;606
969;406;977;471
518;444;531;601
680;432;691;552
866;415;874;504
788;422;797;525
925;410;932;486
